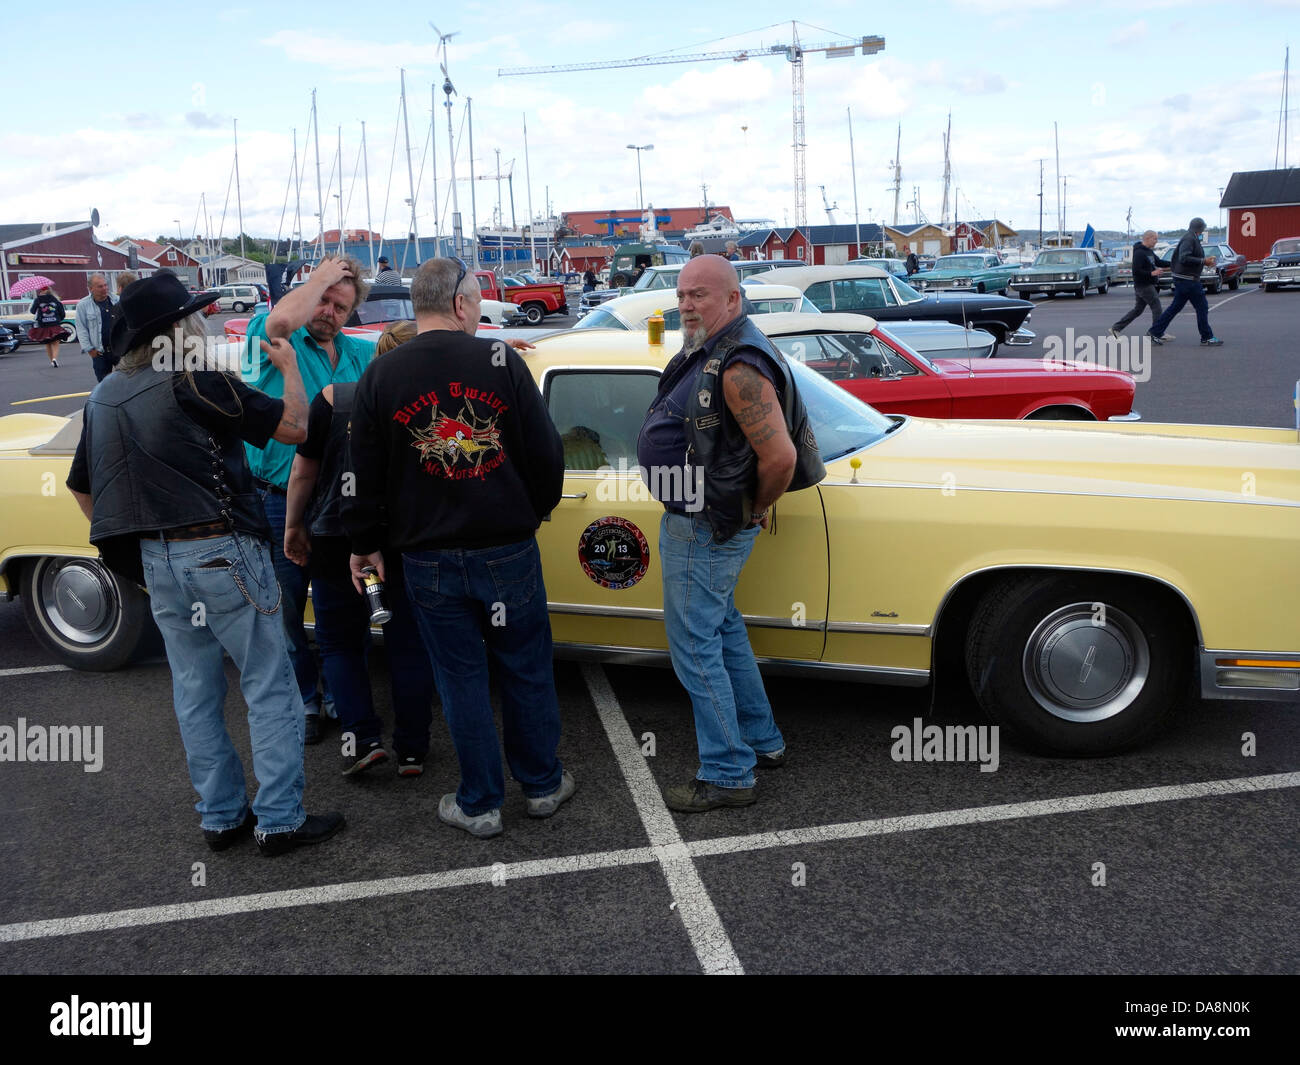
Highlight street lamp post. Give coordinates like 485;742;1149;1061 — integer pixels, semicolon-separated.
626;144;653;211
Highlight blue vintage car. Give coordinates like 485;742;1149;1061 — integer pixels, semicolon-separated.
911;253;1017;295
1012;248;1113;299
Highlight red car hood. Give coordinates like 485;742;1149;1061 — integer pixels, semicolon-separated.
933;356;1129;380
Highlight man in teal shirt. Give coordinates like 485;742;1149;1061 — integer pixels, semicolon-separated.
243;255;375;743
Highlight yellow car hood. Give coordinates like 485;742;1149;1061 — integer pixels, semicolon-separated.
832;417;1300;507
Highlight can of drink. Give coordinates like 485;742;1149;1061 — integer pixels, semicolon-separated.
647;310;665;346
361;566;392;624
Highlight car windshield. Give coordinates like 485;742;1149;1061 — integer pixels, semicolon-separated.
785;357;895;460
632;270;676;292
1035;250;1086;266
936;256;986;270
1272;239;1300;256
572;308;629;331
888;278;926;304
355;298;413;325
874;329;938;371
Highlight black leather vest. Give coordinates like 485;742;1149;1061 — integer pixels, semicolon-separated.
308;382;355;539
658;314;825;543
84;368;271;547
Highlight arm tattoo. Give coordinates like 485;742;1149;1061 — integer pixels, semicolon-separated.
732;362;765;403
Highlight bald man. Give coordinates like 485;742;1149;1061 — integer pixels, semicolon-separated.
637;255;810;813
1110;230;1173;339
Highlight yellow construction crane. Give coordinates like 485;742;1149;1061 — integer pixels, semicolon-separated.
498;23;884;227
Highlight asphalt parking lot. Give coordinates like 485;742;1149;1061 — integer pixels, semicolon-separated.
0;286;1297;982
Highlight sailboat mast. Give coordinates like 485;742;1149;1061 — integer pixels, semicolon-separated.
467;98;479;269
523;112;536;271
337;125;345;255
1054;121;1062;244
940;111;951;227
400;69;420;269
312;89;324;258
891;124;901;226
430;84;439;253
233;119;246;260
361;121;375;271
848;106;861;256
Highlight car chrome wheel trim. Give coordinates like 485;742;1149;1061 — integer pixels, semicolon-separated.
1021;602;1149;722
37;558;120;645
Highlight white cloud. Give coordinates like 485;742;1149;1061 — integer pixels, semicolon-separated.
1108;19;1148;46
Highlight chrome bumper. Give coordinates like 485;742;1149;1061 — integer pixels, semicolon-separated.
1003;328;1035;346
1107;411;1142;421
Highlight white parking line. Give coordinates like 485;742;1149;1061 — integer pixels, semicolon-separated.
1;769;1293;948
580;663;744;975
0;665;72;678
1208;289;1256;310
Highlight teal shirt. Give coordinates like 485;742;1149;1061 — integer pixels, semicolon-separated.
242;312;375;488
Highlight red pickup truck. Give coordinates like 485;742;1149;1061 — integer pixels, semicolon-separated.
475;271;568;325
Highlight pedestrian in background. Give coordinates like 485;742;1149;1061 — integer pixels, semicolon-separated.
724;240;741;261
689;240;705;258
74;273;117;381
905;250;920;276
1148;217;1223;346
28;284;66;368
373;256;401;285
582;268;597;292
1110;231;1173;340
284;318;436;778
115;271;138;298
344;258;572;839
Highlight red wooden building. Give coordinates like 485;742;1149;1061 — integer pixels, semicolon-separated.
1;221;147;301
1219;168;1300;262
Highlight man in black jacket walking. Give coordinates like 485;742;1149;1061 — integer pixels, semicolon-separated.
343;258;572;838
1110;231;1172;339
1149;217;1223;346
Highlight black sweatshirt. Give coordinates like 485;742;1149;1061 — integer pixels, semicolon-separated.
342;329;563;555
1131;241;1171;286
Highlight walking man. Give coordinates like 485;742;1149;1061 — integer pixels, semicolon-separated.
66;272;344;856
637;255;823;812
1148;217;1223;346
243;255;375;743
1110;231;1172;340
74;273;117;382
343;258;572;838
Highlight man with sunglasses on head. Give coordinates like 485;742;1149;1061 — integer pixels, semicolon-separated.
343;258;571;839
242;255;376;744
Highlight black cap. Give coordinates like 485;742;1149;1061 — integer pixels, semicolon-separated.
110;271;216;361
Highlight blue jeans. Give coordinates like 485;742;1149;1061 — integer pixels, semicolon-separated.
139;532;306;834
402;539;562;815
310;545;436;757
90;353;113;381
659;511;783;788
256;486;326;716
1151;278;1213;340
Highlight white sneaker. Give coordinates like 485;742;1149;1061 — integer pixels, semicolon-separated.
526;770;577;818
438;793;502;838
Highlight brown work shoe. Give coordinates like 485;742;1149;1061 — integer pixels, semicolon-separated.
663;779;756;813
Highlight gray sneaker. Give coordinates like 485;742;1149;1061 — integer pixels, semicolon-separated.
526;770;577;818
438;794;503;838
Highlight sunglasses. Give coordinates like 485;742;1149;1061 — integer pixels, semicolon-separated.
451;256;468;300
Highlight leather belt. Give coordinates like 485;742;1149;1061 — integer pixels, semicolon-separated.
254;477;286;495
151;520;230;542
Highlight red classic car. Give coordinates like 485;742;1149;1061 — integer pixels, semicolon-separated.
758;314;1137;421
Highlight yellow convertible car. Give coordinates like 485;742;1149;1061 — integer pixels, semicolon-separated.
1;328;1297;755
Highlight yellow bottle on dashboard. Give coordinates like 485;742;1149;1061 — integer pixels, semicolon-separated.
647;310;665;346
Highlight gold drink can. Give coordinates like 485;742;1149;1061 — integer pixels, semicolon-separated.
361;566;392;624
647;311;665;346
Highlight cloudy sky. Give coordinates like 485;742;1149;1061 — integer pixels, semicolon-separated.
4;0;1296;247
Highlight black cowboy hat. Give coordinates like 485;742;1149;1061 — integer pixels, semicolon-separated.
110;271;217;360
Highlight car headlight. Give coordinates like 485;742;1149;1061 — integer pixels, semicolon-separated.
1262;259;1279;267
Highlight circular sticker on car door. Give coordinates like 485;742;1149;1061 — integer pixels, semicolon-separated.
578;517;650;590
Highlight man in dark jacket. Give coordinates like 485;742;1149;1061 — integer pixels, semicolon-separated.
343;257;572;839
65;272;344;856
1110;230;1172;338
636;255;809;813
1149;217;1223;346
905;251;920;276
